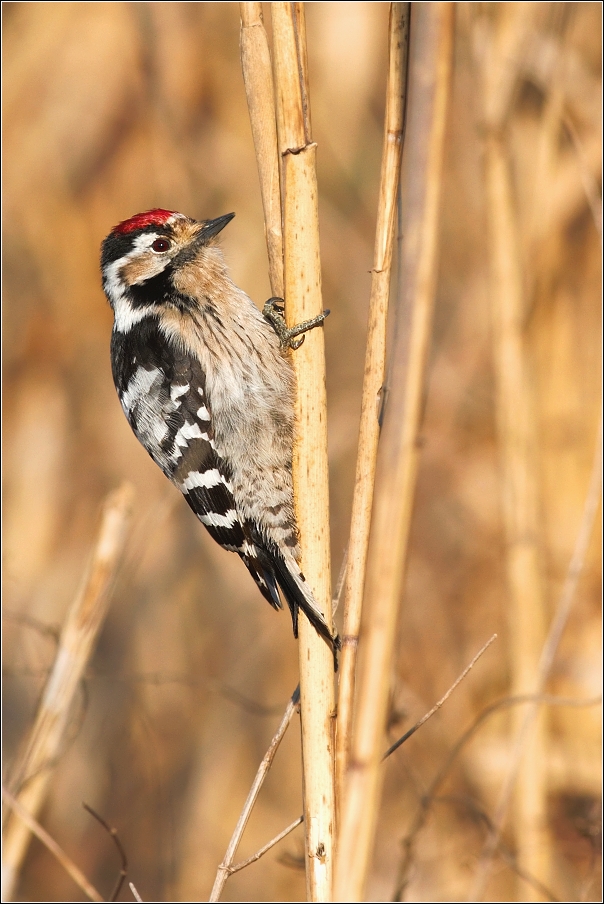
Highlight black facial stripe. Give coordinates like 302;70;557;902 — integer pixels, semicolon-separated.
127;265;196;312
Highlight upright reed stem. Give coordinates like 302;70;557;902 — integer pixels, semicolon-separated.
468;9;555;895
334;6;454;899
271;4;336;900
335;1;410;811
239;2;283;298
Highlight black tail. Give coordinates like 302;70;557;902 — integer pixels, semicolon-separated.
269;546;341;670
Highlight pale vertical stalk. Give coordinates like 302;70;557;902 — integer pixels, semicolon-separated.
239;3;283;297
271;4;335;901
469;8;552;898
1;484;134;902
333;6;453;901
335;1;410;811
469;133;551;904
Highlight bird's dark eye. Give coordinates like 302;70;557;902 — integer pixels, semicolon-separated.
151;238;171;253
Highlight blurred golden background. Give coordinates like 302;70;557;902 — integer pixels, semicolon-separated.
2;2;601;901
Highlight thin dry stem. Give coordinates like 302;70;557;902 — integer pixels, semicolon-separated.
83;803;128;903
129;882;143;903
272;4;336;901
383;633;498;760
209;687;299;901
336;0;410;811
333;6;454;900
239;3;284;296
1;483;134;902
2;787;104;903
227;815;304;876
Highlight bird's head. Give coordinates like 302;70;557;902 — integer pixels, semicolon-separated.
101;209;235;330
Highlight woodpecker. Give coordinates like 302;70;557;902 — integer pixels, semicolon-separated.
101;209;339;662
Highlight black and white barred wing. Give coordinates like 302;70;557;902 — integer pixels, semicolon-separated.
111;329;282;610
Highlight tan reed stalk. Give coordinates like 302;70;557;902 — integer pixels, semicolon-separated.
333;6;454;900
239;2;283;298
1;483;134;902
270;4;336;900
335;1;410;812
469;8;552;898
211;563;349;900
472;128;550;904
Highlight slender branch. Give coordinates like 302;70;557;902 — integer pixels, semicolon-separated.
1;787;104;903
334;7;454;900
336;0;410;811
129;882;143;903
83;803;128;903
331;547;349;617
209;687;300;902
383;634;498;760
227;815;304;876
1;483;134;903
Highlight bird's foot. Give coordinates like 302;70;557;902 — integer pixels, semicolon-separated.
263;297;330;350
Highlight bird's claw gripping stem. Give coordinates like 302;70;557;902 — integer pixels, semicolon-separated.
263;297;330;350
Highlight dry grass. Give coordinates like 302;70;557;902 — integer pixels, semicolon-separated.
2;2;601;901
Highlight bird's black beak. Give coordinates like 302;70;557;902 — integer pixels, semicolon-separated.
198;212;235;242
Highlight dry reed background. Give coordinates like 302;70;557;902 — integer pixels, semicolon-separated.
2;2;601;902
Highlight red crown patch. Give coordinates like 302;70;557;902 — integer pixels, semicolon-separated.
113;209;178;235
